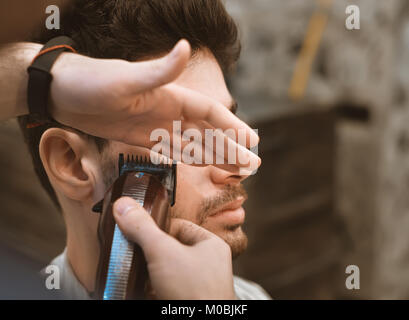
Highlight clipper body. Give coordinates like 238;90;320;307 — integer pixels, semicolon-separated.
93;154;176;300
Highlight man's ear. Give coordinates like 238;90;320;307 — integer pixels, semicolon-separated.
39;128;99;202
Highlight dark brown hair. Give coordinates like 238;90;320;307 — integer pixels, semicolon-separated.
18;0;241;209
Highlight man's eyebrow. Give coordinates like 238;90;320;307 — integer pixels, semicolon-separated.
229;100;238;115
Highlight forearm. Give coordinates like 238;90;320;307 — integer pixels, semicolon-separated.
0;42;41;121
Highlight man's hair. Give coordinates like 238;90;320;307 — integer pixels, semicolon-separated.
18;0;241;209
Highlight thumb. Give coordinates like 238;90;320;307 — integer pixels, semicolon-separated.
168;218;216;246
113;197;175;260
129;39;191;93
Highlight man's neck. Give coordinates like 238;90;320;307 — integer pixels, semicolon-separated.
66;239;98;293
64;208;100;293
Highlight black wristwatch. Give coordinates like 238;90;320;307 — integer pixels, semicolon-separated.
27;36;76;122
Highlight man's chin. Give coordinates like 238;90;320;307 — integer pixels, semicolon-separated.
215;226;248;259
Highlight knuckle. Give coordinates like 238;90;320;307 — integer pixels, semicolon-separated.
217;241;232;258
208;236;230;255
204;103;214;122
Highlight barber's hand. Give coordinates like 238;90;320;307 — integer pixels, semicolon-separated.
50;39;259;172
113;197;236;300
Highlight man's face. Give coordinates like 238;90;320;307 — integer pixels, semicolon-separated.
96;50;249;258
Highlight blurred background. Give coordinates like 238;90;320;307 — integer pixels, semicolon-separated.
2;0;409;299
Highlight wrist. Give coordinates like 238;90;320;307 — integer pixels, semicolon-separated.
47;51;77;114
26;37;77;121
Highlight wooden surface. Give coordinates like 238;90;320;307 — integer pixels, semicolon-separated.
234;110;348;299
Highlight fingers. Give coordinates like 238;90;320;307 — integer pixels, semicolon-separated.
128;39;191;94
168;218;216;245
113;197;175;260
113;198;222;263
169;219;232;264
162;84;260;148
143;84;260;170
180;121;261;172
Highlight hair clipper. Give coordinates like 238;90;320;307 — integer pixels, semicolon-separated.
91;154;177;300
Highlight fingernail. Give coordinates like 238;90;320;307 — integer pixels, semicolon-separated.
115;197;139;216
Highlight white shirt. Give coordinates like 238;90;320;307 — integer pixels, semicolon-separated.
42;249;271;300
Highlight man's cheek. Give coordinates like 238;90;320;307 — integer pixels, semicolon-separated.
182;206;201;224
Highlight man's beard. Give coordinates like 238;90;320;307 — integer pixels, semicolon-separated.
100;152;248;259
171;184;249;259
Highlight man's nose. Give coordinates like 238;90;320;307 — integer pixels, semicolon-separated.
209;164;250;186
